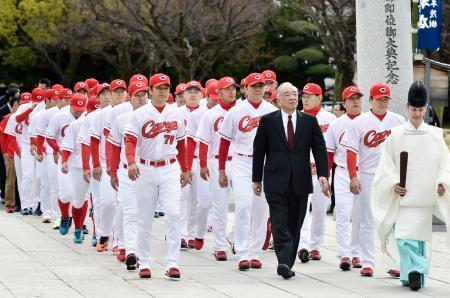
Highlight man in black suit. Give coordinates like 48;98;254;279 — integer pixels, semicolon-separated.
252;82;329;279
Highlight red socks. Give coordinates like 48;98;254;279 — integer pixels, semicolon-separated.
58;199;70;219
72;201;88;229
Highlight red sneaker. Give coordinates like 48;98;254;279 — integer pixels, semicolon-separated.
262;218;271;250
194;238;204;250
250;259;262;269
5;206;14;213
360;267;373;277
387;269;400;278
187;239;195;249
116;249;126;262
352;257;362;268
139;268;151;278
165;267;181;279
238;260;250;270
309;250;321;260
214;251;227;261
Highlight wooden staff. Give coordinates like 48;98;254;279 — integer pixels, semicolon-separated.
399;151;408;188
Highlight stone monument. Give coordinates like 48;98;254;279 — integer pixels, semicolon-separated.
355;0;413;116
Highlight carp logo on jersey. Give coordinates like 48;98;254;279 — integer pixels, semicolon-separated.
363;129;391;148
61;125;69;138
238;116;261;133
142;120;178;138
213;116;224;132
320;124;330;133
15;123;23;134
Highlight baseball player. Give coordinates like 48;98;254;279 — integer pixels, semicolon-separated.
60;94;90;243
29;88;60;223
85;78;99;89
46;92;87;235
341;83;405;277
124;73;190;279
4;93;33;213
195;76;237;260
88;82;119;252
73;81;89;96
35;88;73;229
107;80;148;269
13;88;46;215
185;81;219;250
218;72;277;270
178;80;203;249
261;70;278;90
78;88;111;246
175;84;187;108
297;83;336;262
325;86;363;270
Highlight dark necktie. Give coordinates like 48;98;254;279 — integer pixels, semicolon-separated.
287;115;294;151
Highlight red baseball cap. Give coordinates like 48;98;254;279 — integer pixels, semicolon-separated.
128;81;149;95
87;96;100;113
205;78;218;89
167;93;174;104
71;93;87;112
88;87;96;97
207;82;220;102
74;81;89;92
185;80;202;91
20;92;32;104
240;78;247;87
45;89;59;100
217;77;236;90
59;88;73;99
262;70;277;82
85;78;99;89
149;73;171;87
342;86;363;101
175;83;186;95
51;84;64;92
302;83;322;96
32;88;46;103
370;83;391;99
96;83;110;95
129;74;148;86
246;73;265;86
264;87;276;102
110;79;127;91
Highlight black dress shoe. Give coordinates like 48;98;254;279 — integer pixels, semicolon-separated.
277;264;295;279
33;203;42;216
408;271;421;291
298;248;310;263
14;206;21;213
158;211;165;217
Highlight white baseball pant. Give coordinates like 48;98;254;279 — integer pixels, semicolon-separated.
180;161;198;240
298;194;312;251
195;158;213;240
46;154;60;220
36;155;51;216
309;177;331;251
136;162;181;270
89;179;101;235
57;159;73;205
20;144;37;209
14;155;22;200
334;166;360;259
118;166;138;255
68;167;89;209
113;200;124;249
97;165;117;238
232;155;269;261
355;171;375;268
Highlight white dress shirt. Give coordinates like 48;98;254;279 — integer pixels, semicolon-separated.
281;109;297;137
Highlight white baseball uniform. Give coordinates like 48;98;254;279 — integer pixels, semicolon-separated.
178;105;200;242
46;108;84;207
124;103;186;271
341;110;405;268
107;110;137;255
326;113;361;259
195;103;235;252
89;105;117;239
15;102;45;210
299;108;336;252
219;100;277;261
4;110;24;202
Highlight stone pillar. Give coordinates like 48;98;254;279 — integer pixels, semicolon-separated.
355;0;413;116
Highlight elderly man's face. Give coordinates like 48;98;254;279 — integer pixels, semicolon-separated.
278;84;298;113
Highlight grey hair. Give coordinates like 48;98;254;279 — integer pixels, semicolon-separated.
276;82;298;97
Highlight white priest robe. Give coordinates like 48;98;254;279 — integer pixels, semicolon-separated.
371;121;450;265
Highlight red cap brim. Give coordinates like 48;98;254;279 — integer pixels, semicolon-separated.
72;105;86;112
343;91;364;100
131;87;148;95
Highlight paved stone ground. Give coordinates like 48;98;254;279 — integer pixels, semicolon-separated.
0;207;449;298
